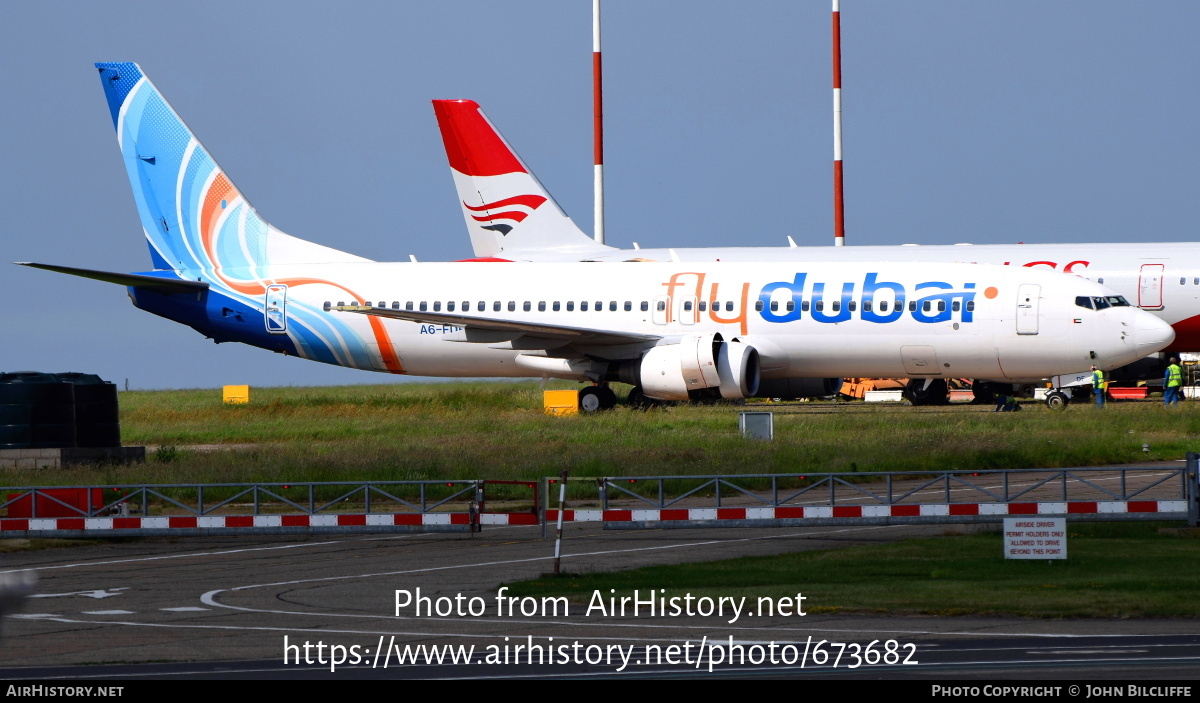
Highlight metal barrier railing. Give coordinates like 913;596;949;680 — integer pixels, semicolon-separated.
595;466;1190;510
0;480;482;519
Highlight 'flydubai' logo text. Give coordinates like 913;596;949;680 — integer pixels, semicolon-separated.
661;272;989;335
464;195;547;235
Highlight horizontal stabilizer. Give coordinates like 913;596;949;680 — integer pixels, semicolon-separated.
15;263;209;295
335;304;659;346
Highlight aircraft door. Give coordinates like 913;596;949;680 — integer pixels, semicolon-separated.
1138;263;1164;309
900;345;942;376
652;296;670;325
265;284;288;334
1015;284;1039;335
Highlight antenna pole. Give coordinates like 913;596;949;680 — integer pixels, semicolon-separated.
832;0;846;246
593;0;605;245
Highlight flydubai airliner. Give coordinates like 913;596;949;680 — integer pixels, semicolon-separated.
434;99;1200;371
15;64;1174;410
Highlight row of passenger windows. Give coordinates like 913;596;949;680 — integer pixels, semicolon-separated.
321;299;975;314
1181;278;1200;286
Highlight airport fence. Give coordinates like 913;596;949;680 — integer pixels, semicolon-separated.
0;458;1194;538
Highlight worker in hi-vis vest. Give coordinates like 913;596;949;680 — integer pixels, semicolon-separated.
1164;356;1184;406
1091;365;1107;408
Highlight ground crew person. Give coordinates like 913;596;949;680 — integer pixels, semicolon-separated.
1091;365;1107;408
1164;356;1184;406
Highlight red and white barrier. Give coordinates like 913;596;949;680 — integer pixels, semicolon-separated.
548;500;1187;523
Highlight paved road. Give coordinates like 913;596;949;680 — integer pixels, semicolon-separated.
2;521;1198;679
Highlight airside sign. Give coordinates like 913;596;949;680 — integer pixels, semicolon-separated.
1003;517;1067;560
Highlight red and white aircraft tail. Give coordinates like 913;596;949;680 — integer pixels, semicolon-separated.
433;100;613;260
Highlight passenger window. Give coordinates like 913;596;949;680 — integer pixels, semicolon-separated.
754;301;764;312
508;301;516;312
493;301;501;312
909;301;918;312
802;301;810;312
770;301;779;312
848;301;856;312
478;301;485;312
786;301;795;312
337;301;345;307
610;301;617;311
831;301;841;312
420;301;427;312
1182;278;1187;286
683;301;693;311
581;301;589;311
462;301;469;311
923;301;932;312
624;301;632;312
323;301;331;311
1098;277;1104;284
815;301;824;312
863;300;872;312
952;301;960;312
937;301;946;312
966;301;975;312
447;301;456;312
640;301;648;312
392;302;400;310
538;301;546;312
699;301;707;312
433;301;441;312
595;301;602;310
568;301;576;311
879;301;888;312
523;301;531;312
405;301;414;311
655;301;665;311
553;301;560;311
364;301;372;308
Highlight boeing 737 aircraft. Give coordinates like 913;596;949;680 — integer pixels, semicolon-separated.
15;64;1174;411
434;99;1200;373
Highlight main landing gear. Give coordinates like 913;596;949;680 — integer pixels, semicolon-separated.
578;385;617;413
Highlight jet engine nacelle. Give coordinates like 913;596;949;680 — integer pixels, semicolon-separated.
756;377;844;399
637;334;761;401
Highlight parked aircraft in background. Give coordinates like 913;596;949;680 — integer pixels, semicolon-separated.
14;65;1175;411
433;99;1198;403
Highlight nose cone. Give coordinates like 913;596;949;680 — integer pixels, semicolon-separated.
1135;311;1176;356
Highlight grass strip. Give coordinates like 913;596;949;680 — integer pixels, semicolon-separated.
504;523;1200;618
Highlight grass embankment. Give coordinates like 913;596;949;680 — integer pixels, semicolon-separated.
5;382;1200;488
506;523;1200;618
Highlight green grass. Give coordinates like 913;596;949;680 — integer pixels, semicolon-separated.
505;523;1200;618
5;381;1200;488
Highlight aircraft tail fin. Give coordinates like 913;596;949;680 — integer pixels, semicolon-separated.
433;99;614;259
95;62;368;272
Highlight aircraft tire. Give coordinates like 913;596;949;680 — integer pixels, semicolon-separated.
904;378;949;406
579;387;605;413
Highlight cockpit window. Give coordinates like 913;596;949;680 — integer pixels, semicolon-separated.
1075;296;1094;310
1091;295;1130;310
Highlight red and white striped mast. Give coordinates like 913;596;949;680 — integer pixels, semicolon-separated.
832;0;846;246
592;0;606;245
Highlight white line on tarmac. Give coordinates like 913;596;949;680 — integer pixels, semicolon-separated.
0;533;438;575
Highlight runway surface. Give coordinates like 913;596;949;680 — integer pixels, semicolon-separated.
2;520;1199;679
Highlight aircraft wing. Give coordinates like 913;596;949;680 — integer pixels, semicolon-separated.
15;263;209;295
335;304;660;346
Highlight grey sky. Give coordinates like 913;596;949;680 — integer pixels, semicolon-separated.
2;2;1196;389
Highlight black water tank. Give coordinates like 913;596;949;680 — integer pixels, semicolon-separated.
0;373;77;449
55;373;121;448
